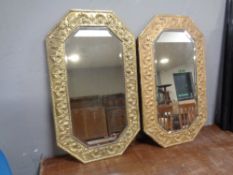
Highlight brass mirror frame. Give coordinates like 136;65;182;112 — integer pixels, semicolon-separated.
46;9;140;163
138;15;207;147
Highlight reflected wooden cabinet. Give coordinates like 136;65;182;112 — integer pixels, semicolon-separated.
71;107;108;142
103;94;126;135
70;94;126;144
106;107;126;135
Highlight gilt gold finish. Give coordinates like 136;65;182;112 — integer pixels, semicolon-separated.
46;10;140;163
138;15;207;147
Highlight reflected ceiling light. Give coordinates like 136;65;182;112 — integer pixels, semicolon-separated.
119;53;122;58
160;58;169;64
157;31;192;43
193;56;196;60
155;59;158;64
68;54;80;63
74;30;112;37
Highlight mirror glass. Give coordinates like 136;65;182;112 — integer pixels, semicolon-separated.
65;27;127;146
154;30;197;132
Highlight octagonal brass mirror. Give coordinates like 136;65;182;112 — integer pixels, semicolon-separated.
138;15;207;147
46;10;140;163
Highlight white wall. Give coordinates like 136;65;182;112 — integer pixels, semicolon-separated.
159;63;195;101
0;0;225;174
68;67;125;98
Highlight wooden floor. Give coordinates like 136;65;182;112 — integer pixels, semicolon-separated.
40;125;233;175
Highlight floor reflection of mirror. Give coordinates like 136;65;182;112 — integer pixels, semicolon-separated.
158;99;196;131
70;93;126;146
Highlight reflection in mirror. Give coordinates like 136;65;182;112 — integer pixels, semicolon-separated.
154;30;197;132
65;27;126;146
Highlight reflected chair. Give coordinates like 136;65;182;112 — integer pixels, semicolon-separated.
157;84;172;104
179;102;196;128
158;105;173;130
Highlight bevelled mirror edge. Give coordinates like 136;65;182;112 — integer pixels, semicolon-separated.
138;15;207;147
46;9;140;163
